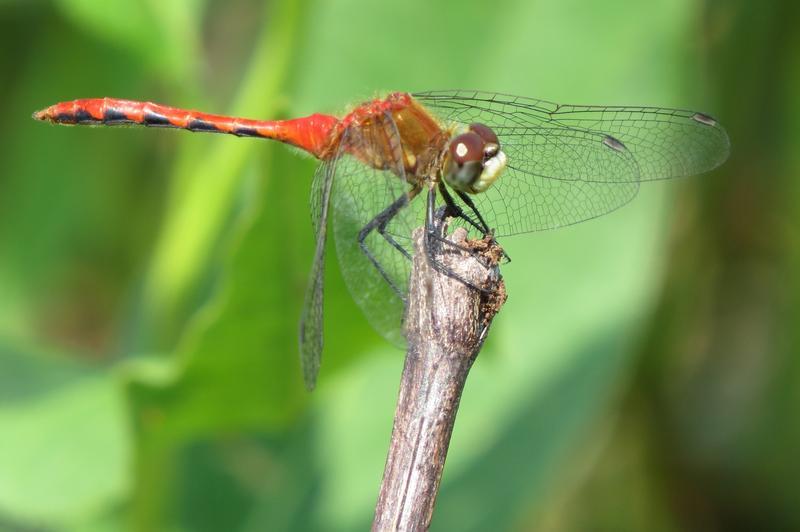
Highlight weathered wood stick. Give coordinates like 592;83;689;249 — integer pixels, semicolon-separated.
372;223;506;532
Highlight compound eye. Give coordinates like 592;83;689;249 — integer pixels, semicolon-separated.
449;132;485;166
469;123;499;146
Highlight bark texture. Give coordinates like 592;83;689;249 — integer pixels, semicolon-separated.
372;225;506;532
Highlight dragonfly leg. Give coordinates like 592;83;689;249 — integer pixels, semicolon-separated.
424;187;492;294
427;189;498;270
453;189;491;234
437;182;486;234
376;186;422;261
358;187;420;300
453;190;512;264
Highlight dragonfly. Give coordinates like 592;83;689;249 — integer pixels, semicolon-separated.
33;90;730;388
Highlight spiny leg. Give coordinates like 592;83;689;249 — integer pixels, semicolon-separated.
437;182;487;234
424;186;491;294
441;184;511;265
436;184;510;262
454;189;512;264
428;187;498;270
454;189;491;234
376;186;422;261
426;186;488;258
358;186;420;300
438;183;511;263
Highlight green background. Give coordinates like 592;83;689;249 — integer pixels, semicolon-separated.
1;0;797;530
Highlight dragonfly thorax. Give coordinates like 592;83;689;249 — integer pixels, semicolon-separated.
443;123;507;194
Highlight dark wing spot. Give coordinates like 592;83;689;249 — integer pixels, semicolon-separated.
692;112;717;127
602;134;626;152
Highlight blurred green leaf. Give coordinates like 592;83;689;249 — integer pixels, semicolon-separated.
140;0;304;346
134;151;313;438
0;341;129;526
54;0;204;80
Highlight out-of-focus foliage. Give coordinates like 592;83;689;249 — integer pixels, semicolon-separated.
0;0;796;530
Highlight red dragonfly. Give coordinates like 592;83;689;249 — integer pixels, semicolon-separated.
34;90;730;388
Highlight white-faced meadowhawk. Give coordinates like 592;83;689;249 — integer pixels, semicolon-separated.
33;90;730;388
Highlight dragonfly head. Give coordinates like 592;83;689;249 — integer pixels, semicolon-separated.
443;123;507;194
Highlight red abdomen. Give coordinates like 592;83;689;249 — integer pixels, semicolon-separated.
34;98;340;159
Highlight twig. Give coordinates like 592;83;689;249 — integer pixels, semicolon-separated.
372;221;507;532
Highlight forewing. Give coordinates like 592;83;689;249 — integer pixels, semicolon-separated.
415;90;730;236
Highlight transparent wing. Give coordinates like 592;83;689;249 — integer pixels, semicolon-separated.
299;158;335;390
330;117;425;346
415;90;730;236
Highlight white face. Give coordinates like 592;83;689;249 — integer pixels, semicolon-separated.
471;149;507;193
443;123;507;194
